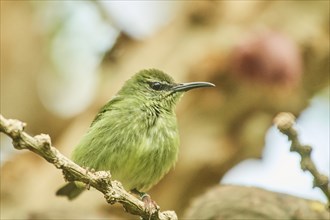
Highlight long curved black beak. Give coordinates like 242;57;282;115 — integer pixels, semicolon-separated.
172;82;215;92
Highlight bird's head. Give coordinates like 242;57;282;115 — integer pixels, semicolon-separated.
118;69;215;111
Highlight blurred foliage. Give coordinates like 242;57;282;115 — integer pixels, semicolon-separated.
1;0;329;219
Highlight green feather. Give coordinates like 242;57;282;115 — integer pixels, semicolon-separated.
56;182;85;200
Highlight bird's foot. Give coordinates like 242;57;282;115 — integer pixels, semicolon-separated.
85;167;95;190
131;189;159;216
141;193;159;214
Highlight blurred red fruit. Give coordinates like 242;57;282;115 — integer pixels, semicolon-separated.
230;31;302;87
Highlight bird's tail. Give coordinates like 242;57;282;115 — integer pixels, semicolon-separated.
56;182;85;200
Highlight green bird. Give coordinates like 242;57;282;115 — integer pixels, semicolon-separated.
56;69;214;204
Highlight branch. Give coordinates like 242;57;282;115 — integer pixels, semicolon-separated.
184;185;329;219
274;112;330;205
0;114;177;220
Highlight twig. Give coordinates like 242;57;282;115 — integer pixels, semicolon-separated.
274;112;330;206
0;114;177;220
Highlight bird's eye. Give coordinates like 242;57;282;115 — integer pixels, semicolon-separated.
149;82;163;91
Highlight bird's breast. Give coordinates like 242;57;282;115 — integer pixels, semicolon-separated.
72;106;180;192
120;110;180;191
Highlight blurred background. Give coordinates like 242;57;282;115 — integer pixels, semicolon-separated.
1;1;329;219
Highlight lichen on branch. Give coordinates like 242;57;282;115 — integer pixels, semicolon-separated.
0;114;177;220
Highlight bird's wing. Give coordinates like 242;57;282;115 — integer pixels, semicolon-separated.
90;95;123;127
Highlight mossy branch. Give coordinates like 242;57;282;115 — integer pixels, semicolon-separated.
0;114;177;220
274;112;330;206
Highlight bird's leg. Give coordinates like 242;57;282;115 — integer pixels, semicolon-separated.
131;189;159;215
